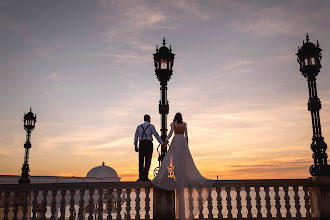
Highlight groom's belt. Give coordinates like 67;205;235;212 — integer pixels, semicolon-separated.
139;139;152;143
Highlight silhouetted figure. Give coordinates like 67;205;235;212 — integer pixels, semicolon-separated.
134;114;163;181
152;112;213;219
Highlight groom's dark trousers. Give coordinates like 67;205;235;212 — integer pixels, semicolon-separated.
139;139;153;180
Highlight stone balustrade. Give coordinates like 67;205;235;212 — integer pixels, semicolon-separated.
1;177;330;219
213;179;312;220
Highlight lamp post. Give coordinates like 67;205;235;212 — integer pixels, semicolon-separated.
153;38;175;163
152;38;176;220
19;108;37;183
296;34;330;176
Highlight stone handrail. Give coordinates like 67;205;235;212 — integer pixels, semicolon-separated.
0;181;153;191
213;178;311;187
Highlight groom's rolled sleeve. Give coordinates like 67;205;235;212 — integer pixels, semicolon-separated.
151;125;163;145
134;127;139;149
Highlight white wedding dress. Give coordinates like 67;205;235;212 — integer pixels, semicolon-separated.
152;122;213;220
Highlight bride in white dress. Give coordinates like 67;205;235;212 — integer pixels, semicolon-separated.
152;113;213;220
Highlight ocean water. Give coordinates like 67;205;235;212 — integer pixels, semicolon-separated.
40;187;307;219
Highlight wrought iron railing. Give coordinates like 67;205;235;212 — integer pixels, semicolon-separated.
0;179;315;219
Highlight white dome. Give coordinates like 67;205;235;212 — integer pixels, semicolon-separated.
86;162;118;178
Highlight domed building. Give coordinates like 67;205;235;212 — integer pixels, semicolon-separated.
86;162;120;182
0;162;120;183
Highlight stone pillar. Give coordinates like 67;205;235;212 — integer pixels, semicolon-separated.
153;187;175;220
309;176;330;219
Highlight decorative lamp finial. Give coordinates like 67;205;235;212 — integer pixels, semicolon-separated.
306;33;309;42
163;37;166;46
30;107;32;112
102;161;105;166
317;40;320;47
169;45;172;52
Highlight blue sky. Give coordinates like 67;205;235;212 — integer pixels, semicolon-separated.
1;0;330;180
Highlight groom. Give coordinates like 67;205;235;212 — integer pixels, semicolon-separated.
134;114;163;181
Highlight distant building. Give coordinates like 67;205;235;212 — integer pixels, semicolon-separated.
0;162;120;184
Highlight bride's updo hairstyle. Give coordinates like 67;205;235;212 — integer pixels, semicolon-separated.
173;112;183;124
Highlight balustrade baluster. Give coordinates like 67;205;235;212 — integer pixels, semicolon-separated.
255;186;262;220
145;188;150;220
216;187;223;219
12;191;19;220
107;189;113;220
207;190;213;219
135;189;140;220
303;186;312;220
245;187;252;219
32;191;39;220
283;186;292;219
97;189;103;220
188;187;194;220
41;190;48;220
88;190;94;220
264;186;272;219
236;187;242;219
116;189;122;220
22;191;29;220
198;189;204;219
69;190;76;220
60;190;67;220
50;190;57;220
293;186;301;218
125;189;131;220
226;187;232;219
79;190;85;220
3;191;10;220
274;186;282;219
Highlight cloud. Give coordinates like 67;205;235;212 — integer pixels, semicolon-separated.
0;149;13;156
230;4;330;37
43;73;62;80
85;52;151;64
92;0;211;63
99;1;170;36
221;59;254;71
168;0;211;21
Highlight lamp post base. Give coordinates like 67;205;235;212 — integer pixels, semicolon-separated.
310;137;330;176
19;163;30;184
310;165;330;176
18;178;30;184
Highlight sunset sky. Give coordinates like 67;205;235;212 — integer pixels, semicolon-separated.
1;0;330;181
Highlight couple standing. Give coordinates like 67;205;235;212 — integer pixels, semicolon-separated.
134;113;213;219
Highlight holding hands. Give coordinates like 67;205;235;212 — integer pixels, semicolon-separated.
162;140;168;149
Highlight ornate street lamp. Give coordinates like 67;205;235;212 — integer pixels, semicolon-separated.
153;38;175;164
296;34;330;176
19;107;37;183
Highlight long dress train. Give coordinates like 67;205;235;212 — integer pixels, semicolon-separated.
152;122;213;219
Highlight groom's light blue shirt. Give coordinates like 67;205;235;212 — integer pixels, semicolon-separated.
134;121;163;149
